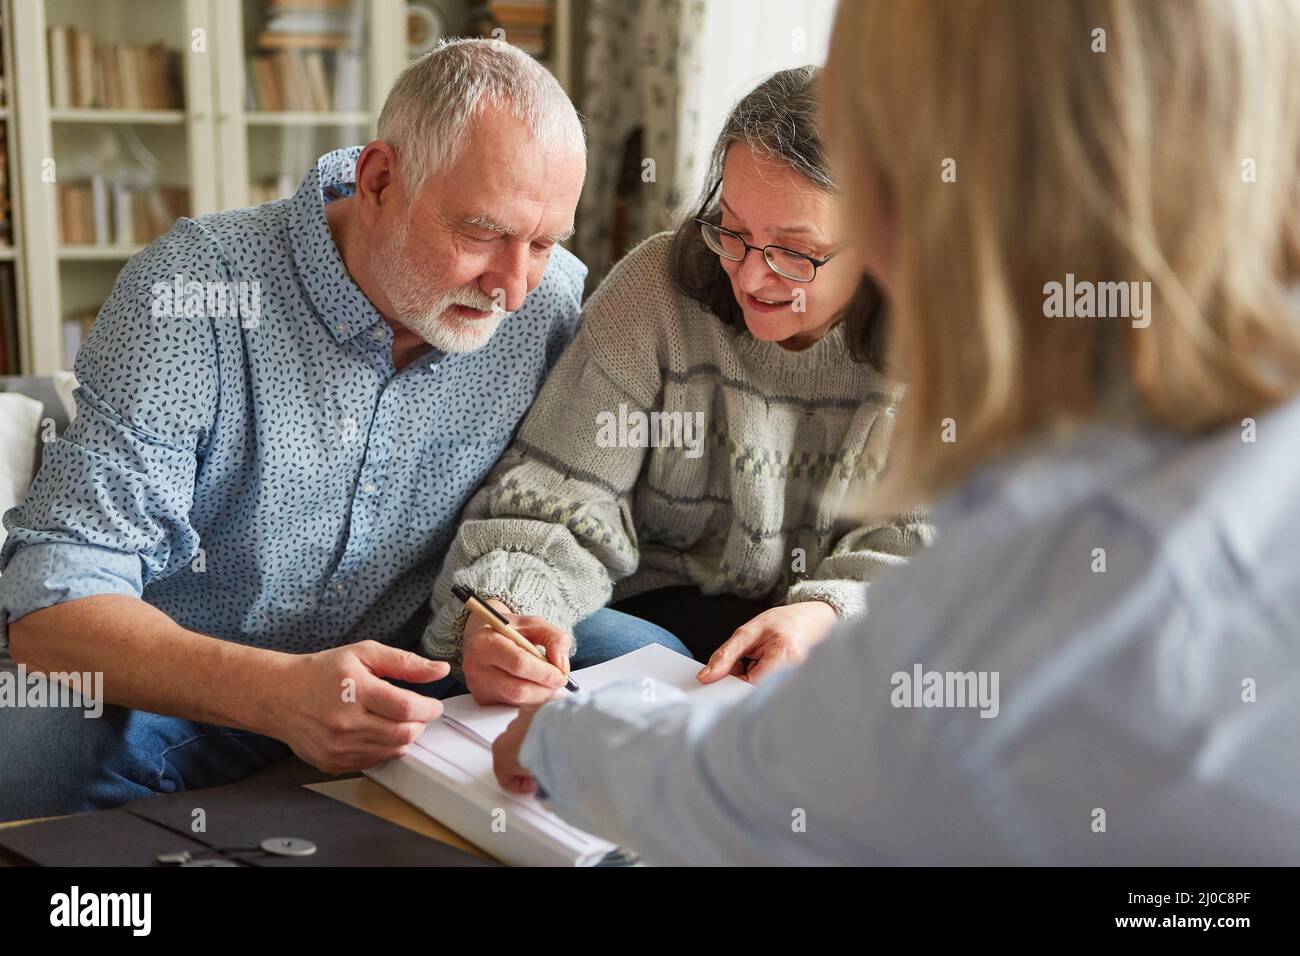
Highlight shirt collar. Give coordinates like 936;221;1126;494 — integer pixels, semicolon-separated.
291;147;385;344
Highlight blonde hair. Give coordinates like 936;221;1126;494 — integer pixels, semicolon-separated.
824;0;1300;509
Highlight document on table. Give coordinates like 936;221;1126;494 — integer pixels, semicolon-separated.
365;643;753;866
440;641;753;746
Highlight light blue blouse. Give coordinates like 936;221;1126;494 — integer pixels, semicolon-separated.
521;397;1300;864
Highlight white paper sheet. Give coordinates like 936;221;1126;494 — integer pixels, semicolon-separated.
438;642;753;746
410;722;608;851
371;724;614;866
371;644;753;866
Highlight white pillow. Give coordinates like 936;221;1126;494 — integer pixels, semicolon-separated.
0;392;45;554
52;370;79;424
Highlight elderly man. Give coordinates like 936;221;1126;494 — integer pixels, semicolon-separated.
0;40;599;821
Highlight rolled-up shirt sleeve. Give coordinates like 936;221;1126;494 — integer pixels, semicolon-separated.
0;223;221;647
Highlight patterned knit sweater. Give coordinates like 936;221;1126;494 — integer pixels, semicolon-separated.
423;232;932;664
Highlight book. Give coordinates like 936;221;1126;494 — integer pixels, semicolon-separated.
123;46;142;109
488;1;553;28
58;183;92;244
45;26;183;111
244;0;365;112
249;56;268;109
366;643;753;866
304;52;330;112
58;182;188;245
73;27;95;107
332;49;363;111
285;51;310;110
111;183;132;247
102;45;121;109
90;175;110;246
48;25;71;108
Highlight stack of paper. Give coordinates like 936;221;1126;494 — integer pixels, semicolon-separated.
366;643;752;866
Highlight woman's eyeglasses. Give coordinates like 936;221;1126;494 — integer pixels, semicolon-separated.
695;219;837;283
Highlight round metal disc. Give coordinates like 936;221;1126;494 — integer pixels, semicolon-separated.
260;837;317;857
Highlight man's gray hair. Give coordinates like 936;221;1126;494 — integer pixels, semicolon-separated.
378;38;586;191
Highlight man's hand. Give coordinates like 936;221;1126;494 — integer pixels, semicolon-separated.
697;601;838;685
461;600;572;706
271;640;450;774
492;703;543;794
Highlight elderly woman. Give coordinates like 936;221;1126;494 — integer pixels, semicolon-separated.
423;66;930;704
491;0;1300;864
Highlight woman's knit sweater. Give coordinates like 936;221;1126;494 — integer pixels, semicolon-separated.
423;231;932;665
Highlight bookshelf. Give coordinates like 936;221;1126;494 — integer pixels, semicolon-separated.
7;0;216;371
214;0;404;210
5;0;576;374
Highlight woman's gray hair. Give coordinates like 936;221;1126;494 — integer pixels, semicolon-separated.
378;37;586;191
702;63;834;195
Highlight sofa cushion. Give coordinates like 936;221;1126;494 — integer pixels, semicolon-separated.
0;391;45;552
0;374;76;470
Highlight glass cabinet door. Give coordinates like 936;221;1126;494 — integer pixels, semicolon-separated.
41;0;213;366
5;0;576;373
215;0;403;211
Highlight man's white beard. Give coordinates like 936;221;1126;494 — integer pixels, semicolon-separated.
371;214;510;354
399;287;508;354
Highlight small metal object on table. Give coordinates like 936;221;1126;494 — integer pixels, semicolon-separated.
156;836;318;867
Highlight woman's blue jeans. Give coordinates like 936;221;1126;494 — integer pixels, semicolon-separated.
0;608;688;822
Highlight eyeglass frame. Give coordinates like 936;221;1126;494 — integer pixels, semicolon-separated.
692;179;840;283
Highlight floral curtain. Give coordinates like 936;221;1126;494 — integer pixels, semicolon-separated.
574;0;706;287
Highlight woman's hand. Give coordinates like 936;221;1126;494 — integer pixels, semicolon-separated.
461;600;573;706
697;600;838;684
492;703;543;794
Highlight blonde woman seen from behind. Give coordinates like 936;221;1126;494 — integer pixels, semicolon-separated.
489;0;1300;865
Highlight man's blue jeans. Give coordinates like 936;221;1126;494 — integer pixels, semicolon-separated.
0;608;688;823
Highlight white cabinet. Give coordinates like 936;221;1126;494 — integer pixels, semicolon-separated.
5;0;575;374
8;0;406;374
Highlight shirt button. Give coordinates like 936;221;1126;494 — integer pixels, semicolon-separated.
362;480;376;494
371;327;385;341
333;581;345;594
335;322;346;334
